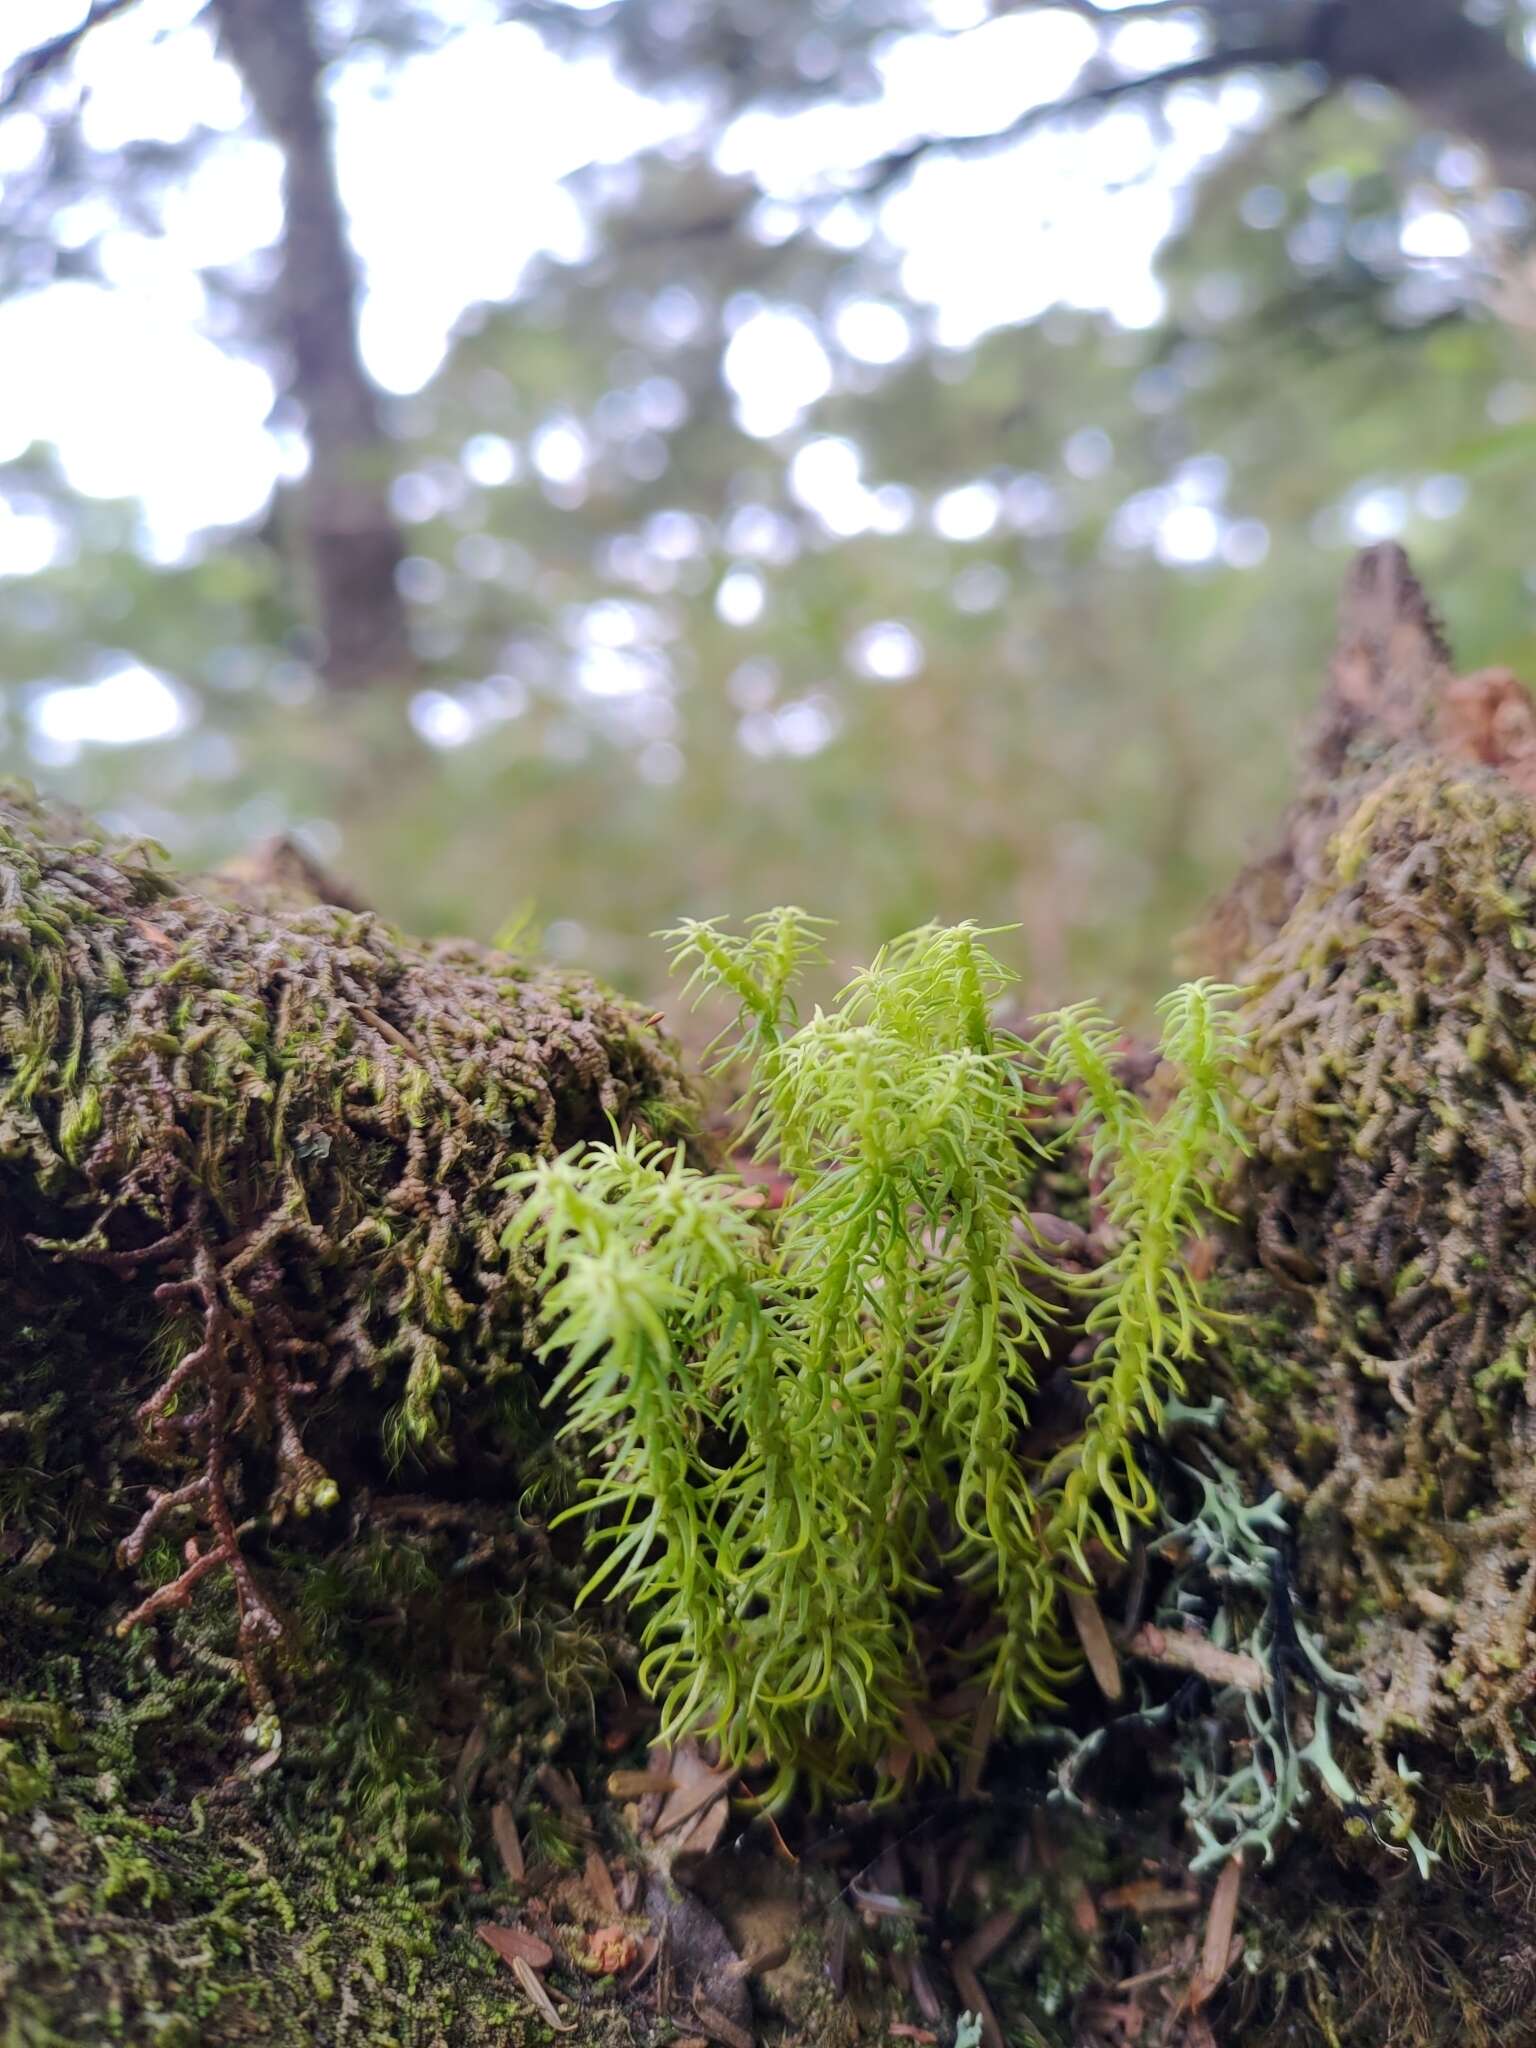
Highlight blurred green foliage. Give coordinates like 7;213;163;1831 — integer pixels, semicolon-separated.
2;14;1536;1023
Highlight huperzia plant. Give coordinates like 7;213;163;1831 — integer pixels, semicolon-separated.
508;912;1246;1792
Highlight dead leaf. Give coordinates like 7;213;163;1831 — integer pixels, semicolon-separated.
1099;1881;1200;1915
491;1800;525;1883
648;1739;734;1855
898;1699;941;1760
535;1762;586;1816
951;1956;1003;2048
1066;1584;1124;1702
582;1847;620;1918
512;1952;574;2031
954;1906;1023;1971
889;2030;939;2044
959;1689;998;1800
454;1719;489;1801
880;1743;915;1790
1068;1878;1101;1938
607;1768;676;1799
1187;1856;1243;2011
475;1922;554;1972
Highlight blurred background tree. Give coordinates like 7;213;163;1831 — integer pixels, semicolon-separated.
2;0;1536;1013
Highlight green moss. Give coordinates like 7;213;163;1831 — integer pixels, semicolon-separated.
1221;753;1536;1778
0;1287;645;2044
512;915;1245;1787
0;786;693;2042
1221;1775;1536;2048
0;781;689;1684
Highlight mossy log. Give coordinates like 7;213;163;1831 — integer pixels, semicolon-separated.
0;789;694;2043
1195;545;1536;2046
9;546;1536;2047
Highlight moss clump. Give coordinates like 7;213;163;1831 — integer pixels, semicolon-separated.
1221;1778;1536;2048
0;781;689;1676
513;914;1245;1790
1224;753;1536;1775
1198;545;1536;2040
0;1494;645;2047
0;784;692;2040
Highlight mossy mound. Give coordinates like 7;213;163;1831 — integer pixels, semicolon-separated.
0;782;690;1670
0;785;694;2042
1216;559;1536;1780
1196;547;1536;2042
19;545;1536;2048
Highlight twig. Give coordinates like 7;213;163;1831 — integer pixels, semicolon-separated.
848;39;1308;199
0;0;152;115
1126;1622;1266;1693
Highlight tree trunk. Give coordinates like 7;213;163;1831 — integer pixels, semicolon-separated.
211;0;415;692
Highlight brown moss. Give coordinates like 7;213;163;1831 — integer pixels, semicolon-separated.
1220;736;1536;1774
1192;547;1536;2043
0;781;691;1685
0;784;707;2045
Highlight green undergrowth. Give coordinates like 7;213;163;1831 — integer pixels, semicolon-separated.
512;911;1247;1789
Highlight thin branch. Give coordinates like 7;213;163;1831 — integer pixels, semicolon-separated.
993;0;1214;19
1126;1622;1266;1693
0;0;162;117
849;39;1311;197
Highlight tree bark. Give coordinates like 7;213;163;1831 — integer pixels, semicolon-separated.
211;0;415;693
1319;0;1536;201
869;0;1536;212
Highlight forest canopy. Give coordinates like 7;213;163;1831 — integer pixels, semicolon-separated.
1;0;1535;1010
